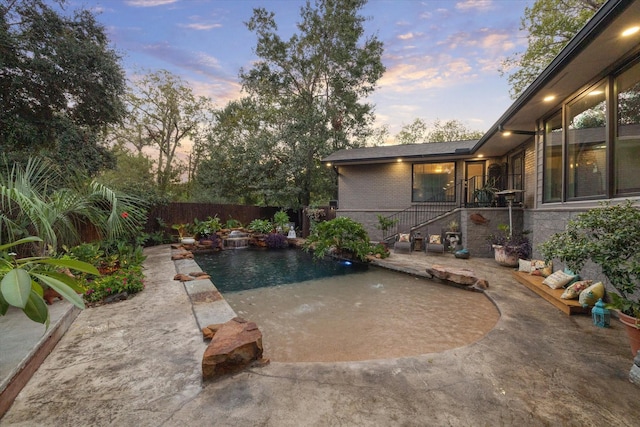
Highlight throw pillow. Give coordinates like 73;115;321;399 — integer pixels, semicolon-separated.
530;260;553;277
578;282;605;307
563;268;580;286
398;233;410;243
561;280;593;300
518;259;532;273
542;270;576;289
429;234;441;245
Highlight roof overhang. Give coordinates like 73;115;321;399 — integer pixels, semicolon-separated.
473;0;640;158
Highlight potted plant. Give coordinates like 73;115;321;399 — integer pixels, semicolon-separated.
445;220;461;253
171;223;194;244
474;178;498;207
538;200;640;356
487;224;531;267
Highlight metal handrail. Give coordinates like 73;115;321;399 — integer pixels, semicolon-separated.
382;174;523;242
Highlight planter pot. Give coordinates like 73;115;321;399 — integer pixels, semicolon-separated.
181;237;196;245
618;311;640;357
492;244;518;267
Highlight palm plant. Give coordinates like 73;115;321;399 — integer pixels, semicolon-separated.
0;157;146;256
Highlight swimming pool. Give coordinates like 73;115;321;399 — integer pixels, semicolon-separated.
193;248;368;293
194;248;499;362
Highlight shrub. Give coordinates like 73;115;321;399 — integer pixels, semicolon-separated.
304;217;371;262
83;266;145;303
370;243;390;259
265;232;288;249
538;200;640;317
248;219;274;234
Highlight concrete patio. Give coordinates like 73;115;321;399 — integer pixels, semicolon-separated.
1;244;639;426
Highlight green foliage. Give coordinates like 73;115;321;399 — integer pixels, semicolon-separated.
304;217;371;262
273;210;290;230
1;0;127;177
500;0;605;99
221;0;385;208
0;157;147;254
248;219;274;234
538;200;640;317
396;118;483;144
171;223;192;239
83;266;145;304
65;243;104;267
224;218;243;229
193;216;222;238
125;70;211;196
370;243;390;259
0;237;98;326
375;215;398;232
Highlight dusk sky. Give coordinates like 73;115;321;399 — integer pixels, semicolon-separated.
72;0;534;143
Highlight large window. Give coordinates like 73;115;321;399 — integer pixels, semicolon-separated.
412;162;455;202
566;81;606;199
616;61;640;195
543;112;562;202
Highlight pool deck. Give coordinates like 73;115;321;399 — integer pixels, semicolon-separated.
1;244;639;426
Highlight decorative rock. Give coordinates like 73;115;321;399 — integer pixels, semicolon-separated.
189;271;211;279
171;251;194;260
202;317;264;380
425;264;489;290
173;273;194;282
202;323;223;340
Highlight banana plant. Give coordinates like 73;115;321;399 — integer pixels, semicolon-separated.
0;237;99;328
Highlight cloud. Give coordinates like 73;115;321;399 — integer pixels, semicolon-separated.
455;0;494;12
398;32;422;41
180;22;222;30
125;0;178;7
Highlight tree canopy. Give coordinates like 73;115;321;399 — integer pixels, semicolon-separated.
123;70;211;196
222;0;385;207
0;0;127;176
500;0;605;99
395;118;483;144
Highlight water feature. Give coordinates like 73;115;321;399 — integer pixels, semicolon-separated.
222;230;249;249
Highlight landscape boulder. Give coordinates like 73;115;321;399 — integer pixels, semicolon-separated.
425;264;489;290
202;317;265;380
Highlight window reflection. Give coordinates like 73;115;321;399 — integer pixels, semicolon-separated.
412;162;456;202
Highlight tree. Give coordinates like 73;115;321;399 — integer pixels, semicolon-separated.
500;0;605;99
0;0;127;176
426;119;484;142
125;70;211;195
395;118;483;144
237;0;385;207
395;119;428;145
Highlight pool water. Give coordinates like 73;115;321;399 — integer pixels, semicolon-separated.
193;248;368;293
195;248;499;362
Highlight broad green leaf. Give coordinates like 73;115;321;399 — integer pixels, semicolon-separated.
0;236;43;252
32;273;85;310
1;268;32;308
37;258;100;276
23;290;50;327
0;292;8;315
37;271;85;293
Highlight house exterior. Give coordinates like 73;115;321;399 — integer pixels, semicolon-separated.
322;0;640;263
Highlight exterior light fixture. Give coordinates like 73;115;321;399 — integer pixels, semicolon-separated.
498;124;537;136
592;298;611;328
326;162;332;167
543;95;555;102
397;158;402;162
622;26;640;37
